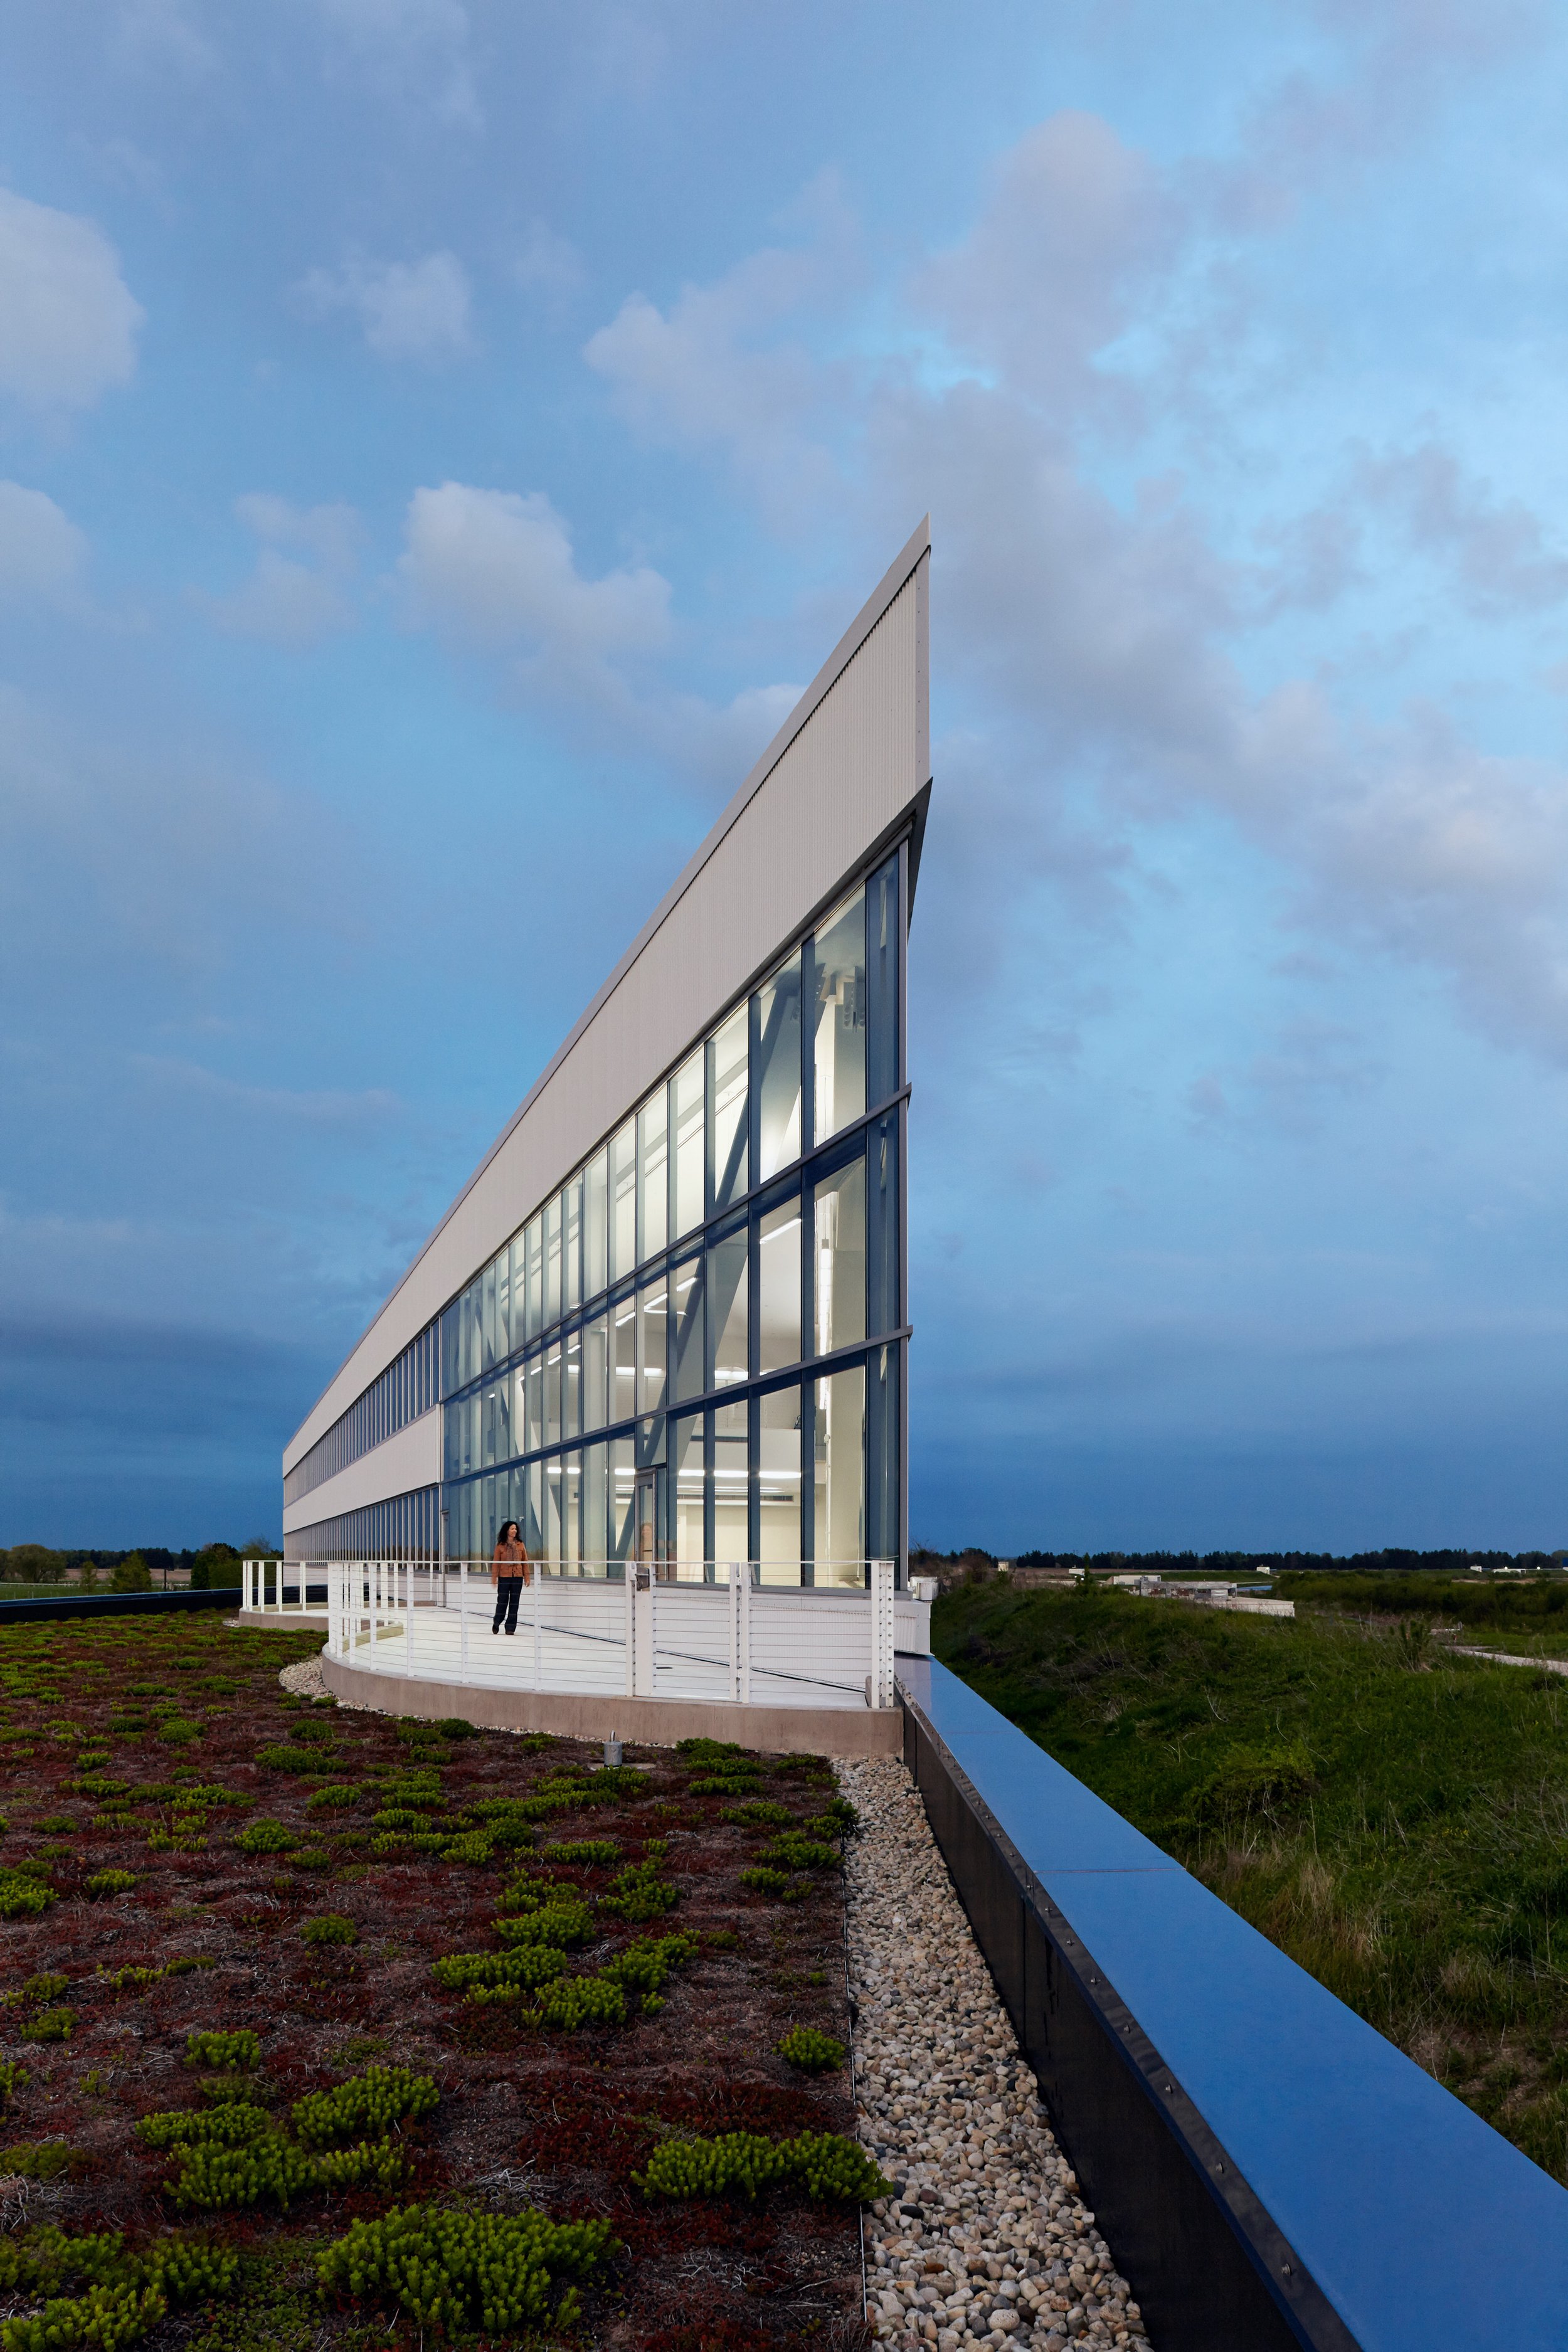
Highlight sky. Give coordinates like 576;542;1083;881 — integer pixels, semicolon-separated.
4;0;1568;1554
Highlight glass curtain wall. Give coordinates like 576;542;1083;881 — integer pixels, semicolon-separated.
439;848;904;1586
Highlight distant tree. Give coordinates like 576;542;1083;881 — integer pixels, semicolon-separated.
76;1557;102;1590
190;1542;242;1592
2;1544;68;1583
110;1552;153;1592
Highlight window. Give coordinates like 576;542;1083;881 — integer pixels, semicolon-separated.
582;1312;608;1434
563;1327;582;1441
813;1363;865;1586
757;951;803;1180
670;1256;704;1404
610;1295;637;1428
758;1192;801;1372
707;1221;748;1388
758;1384;801;1585
583;1443;607;1574
564;1174;583;1315
585;1147;608;1302
544;1195;563;1329
543;1341;563;1449
562;1451;581;1572
524;1352;543;1456
669;1411;704;1581
867;854;899;1110
673;1052;704;1239
608;1436;635;1565
814;1155;866;1355
713;1398;748;1569
638;1091;668;1263
637;1278;667;1414
710;1004;749;1210
812;887;866;1145
610;1120;636;1286
524;1216;544;1342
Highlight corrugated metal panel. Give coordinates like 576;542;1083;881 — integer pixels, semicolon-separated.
284;529;928;1473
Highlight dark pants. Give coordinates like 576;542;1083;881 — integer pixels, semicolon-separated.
492;1576;524;1634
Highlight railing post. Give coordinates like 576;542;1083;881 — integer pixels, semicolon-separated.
627;1565;638;1698
533;1563;543;1691
871;1558;895;1708
460;1557;469;1678
739;1563;752;1705
727;1563;741;1703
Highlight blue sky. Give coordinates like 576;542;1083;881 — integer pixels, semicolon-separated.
4;0;1568;1553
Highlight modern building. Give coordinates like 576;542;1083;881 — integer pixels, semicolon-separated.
282;523;930;1592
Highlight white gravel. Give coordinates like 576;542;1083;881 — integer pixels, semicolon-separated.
840;1757;1152;2352
277;1656;330;1701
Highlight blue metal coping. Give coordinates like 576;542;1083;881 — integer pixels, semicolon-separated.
899;1655;1568;2351
0;1588;243;1625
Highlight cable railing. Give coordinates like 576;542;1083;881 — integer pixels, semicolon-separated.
245;1558;914;1711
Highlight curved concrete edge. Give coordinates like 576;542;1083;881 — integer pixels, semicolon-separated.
319;1646;904;1757
235;1610;330;1629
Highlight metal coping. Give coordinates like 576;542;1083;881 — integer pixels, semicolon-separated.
0;1588;243;1625
896;1656;1568;2352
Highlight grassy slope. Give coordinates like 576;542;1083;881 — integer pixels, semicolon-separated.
933;1584;1568;2181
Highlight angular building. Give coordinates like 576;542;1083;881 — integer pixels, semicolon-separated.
282;524;929;1592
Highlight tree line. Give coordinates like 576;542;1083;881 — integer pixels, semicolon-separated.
0;1541;280;1592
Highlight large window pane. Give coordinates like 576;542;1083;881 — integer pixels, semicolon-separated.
673;1052;704;1238
710;1004;749;1209
812;887;866;1145
758;1192;802;1372
610;1119;637;1283
509;1234;528;1354
543;1340;563;1448
610;1292;637;1426
867;853;899;1110
563;1451;581;1572
585;1148;608;1301
638;1091;668;1263
707;1223;748;1389
869;1114;899;1339
608;1436;635;1567
813;1363;865;1587
524;1216;544;1341
637;1278;667;1414
670;1256;704;1403
757;952;803;1180
543;1456;562;1571
713;1398;748;1571
813;1155;866;1356
669;1412;704;1581
563;1173;583;1315
563;1327;582;1441
758;1384;802;1586
481;1262;498;1374
524;1459;543;1557
495;1251;512;1361
582;1312;608;1434
583;1443;607;1574
544;1195;563;1329
524;1352;543;1456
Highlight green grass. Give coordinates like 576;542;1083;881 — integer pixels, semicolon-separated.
933;1583;1568;2181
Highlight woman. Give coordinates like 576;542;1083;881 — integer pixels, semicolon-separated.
490;1519;531;1636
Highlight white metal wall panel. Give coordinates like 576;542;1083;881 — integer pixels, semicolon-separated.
282;1407;441;1533
284;526;929;1474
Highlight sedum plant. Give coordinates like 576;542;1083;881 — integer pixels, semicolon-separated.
636;2129;889;2204
317;2201;615;2341
776;2026;845;2073
290;2067;438;2149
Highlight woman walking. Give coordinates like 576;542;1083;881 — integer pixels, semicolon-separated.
491;1520;531;1635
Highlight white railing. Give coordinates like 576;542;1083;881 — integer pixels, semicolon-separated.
296;1558;914;1712
241;1559;332;1614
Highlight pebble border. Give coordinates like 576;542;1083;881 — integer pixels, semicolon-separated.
840;1757;1152;2352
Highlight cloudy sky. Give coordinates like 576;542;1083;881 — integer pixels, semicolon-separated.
4;0;1568;1553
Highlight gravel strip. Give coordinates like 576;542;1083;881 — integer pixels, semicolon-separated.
840;1757;1151;2352
277;1656;330;1700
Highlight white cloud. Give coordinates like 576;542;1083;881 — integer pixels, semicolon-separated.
399;482;670;669
0;189;144;411
311;0;478;127
130;1054;400;1126
0;482;88;606
202;494;361;646
293;250;474;364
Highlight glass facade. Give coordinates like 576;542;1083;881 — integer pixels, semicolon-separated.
283;1321;439;1508
440;850;906;1585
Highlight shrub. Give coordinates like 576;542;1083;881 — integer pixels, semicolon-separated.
0;1872;55;1920
435;1717;475;1739
85;1870;139;1898
18;1973;68;2004
1;2280;162;2351
185;2030;258;2072
636;2129;889;2203
285;1846;334;1873
805;1797;859;1838
739;1866;795;1900
21;2008;73;2043
369;1807;433;1832
0;2060;29;2109
687;1773;762;1796
0;2141;82;2180
535;1976;625;2029
600;1932;699;2013
136;2104;272;2151
254;1744;329;1774
167;2137;318;2211
300;1914;357;1948
757;1834;840;1873
0;2226;233;2352
438;1831;495;1866
234;1820;294;1856
430;1947;567;1994
63;1776;129;1800
599;1843;678;1922
776;2026;845;2073
304;1784;360;1813
310;2138;410;2194
539;1838;619;1865
494;1900;595;1952
719;1801;792;1828
316;2201;615;2339
35;1814;77;1836
109;1556;152;1594
290;2066;438;2150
